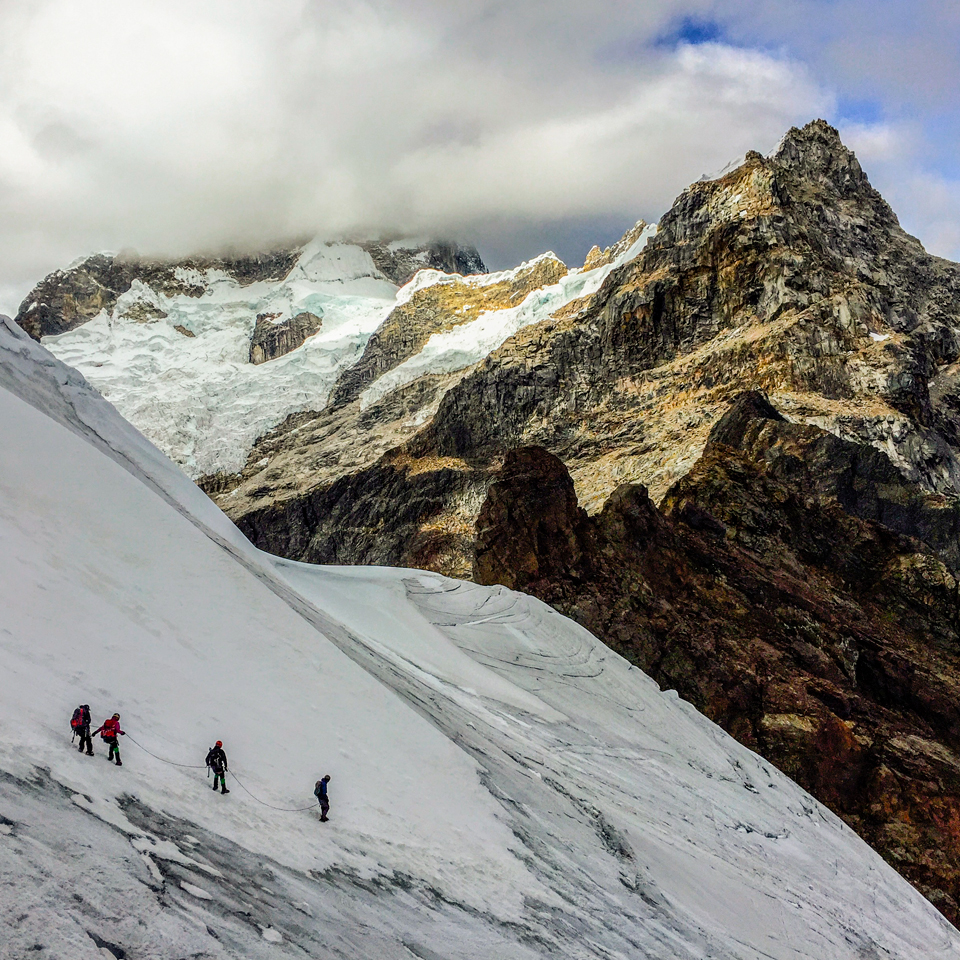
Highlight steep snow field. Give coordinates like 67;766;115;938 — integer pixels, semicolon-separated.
1;314;957;958
38;232;655;478
42;242;401;478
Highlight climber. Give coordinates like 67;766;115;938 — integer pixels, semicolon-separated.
205;741;229;794
314;774;331;821
71;704;94;755
93;713;125;765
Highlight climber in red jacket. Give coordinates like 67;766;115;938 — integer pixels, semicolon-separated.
93;713;126;766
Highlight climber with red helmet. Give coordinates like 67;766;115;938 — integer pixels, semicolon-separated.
93;712;125;766
205;741;229;794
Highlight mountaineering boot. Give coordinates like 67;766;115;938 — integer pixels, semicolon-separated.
115;759;122;766
212;784;218;791
86;750;93;756
221;787;229;794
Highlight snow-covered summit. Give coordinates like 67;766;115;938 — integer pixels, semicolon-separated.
0;316;956;957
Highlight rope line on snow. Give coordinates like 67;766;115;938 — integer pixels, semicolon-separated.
120;735;317;812
125;734;207;768
228;771;318;812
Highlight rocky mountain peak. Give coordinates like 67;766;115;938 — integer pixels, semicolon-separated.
14;238;486;344
771;118;873;198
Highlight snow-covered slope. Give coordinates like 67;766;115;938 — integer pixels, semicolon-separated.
1;315;956;958
41;241;401;477
33;229;654;478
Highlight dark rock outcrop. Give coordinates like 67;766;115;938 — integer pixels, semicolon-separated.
15;249;302;341
473;393;960;925
16;253;136;340
706;391;960;575
358;240;486;286
473;446;591;589
249;312;323;365
234;454;494;578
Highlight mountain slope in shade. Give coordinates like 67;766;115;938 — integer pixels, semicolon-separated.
1;319;957;957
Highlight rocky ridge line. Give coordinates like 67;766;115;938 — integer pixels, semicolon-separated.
16;249;303;340
218;120;960;582
473;391;960;924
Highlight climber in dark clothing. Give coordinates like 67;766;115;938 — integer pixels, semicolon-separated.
76;704;93;755
314;774;331;821
93;713;125;765
206;741;229;794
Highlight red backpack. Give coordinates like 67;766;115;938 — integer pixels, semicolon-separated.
70;707;83;730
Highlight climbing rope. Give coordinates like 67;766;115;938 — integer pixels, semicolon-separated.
228;771;318;812
125;734;207;768
122;734;317;812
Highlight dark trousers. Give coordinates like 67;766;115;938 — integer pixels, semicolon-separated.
77;726;93;754
319;799;329;821
212;770;227;792
104;736;121;763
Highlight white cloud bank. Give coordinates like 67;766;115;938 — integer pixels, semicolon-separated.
0;0;834;313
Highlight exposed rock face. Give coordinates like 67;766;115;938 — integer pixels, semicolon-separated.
706;391;960;575
358;239;486;286
474;393;960;925
582;220;650;270
16;249;302;340
235;451;494;577
445;123;958;496
473;446;591;589
421;121;960;502
249;311;323;365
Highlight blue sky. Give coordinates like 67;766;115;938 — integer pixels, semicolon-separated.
0;0;958;310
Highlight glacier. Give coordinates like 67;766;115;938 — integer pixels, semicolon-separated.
36;231;656;479
0;312;957;957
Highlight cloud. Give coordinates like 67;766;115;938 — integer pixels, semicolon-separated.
715;0;960;111
704;0;960;261
1;0;959;315
841;119;960;261
0;0;835;312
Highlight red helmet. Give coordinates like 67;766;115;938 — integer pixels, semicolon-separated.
215;741;222;747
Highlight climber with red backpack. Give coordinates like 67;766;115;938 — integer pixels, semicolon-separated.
70;704;93;755
93;713;126;765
